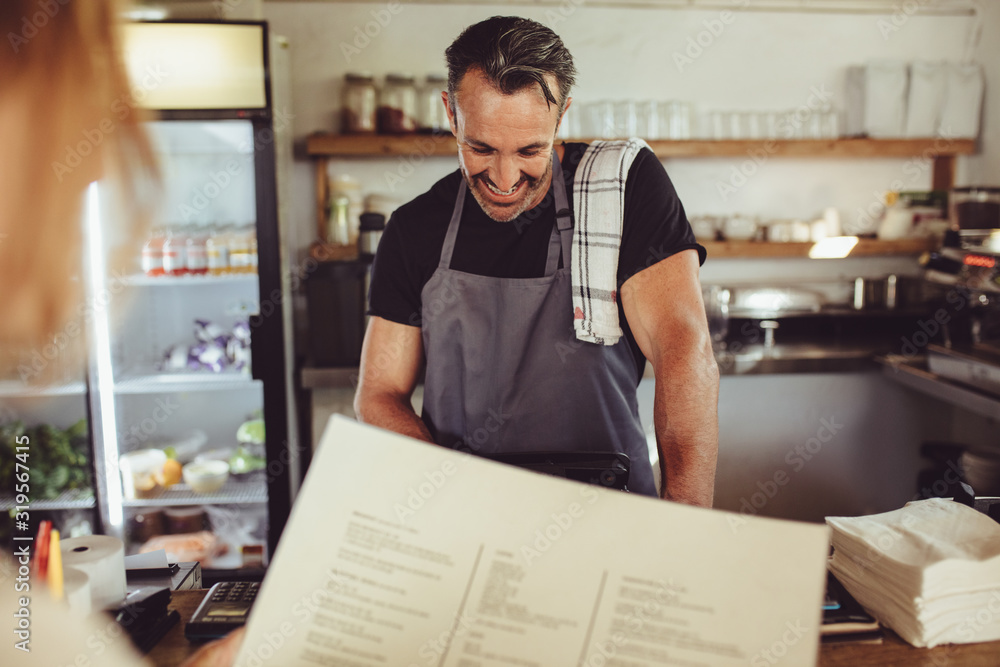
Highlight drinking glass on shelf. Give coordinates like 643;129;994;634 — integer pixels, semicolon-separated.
763;111;781;139
807;110;824;139
821;109;840;139
660;102;680;139
672;102;693;139
786;109;806;139
635;100;659;139
558;104;580;139
594;100;615;138
727;111;743;139
709;110;727;140
613;100;637;138
741;111;762;140
695;111;714;139
577;102;601;138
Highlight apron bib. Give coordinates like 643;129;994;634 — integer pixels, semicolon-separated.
420;153;656;496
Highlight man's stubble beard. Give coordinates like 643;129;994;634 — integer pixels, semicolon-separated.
463;156;553;224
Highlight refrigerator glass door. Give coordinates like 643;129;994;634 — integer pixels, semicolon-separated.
89;119;269;570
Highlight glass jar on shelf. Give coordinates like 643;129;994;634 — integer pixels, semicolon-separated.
341;72;377;134
417;74;449;133
378;73;417;134
326;174;363;247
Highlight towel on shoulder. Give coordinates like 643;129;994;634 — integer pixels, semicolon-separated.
571;137;650;346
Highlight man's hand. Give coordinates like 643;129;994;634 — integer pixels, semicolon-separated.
179;627;245;667
621;249;719;507
353;316;435;443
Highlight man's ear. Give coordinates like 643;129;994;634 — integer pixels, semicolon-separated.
442;90;458;136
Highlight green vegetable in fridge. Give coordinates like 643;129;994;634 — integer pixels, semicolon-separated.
236;419;265;445
0;419;93;500
229;445;266;474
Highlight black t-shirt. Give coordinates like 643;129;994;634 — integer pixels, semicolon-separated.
368;142;705;380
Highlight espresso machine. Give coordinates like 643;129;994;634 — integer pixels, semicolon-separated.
914;187;1000;508
922;186;1000;351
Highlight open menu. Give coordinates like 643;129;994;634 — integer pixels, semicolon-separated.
234;416;831;666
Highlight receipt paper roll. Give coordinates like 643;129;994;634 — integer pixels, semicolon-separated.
60;535;126;610
62;566;91;615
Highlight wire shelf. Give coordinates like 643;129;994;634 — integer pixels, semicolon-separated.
114;371;260;394
122;476;267;507
0;488;96;511
0;381;87;398
126;273;257;287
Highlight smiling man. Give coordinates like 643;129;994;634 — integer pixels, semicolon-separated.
354;16;719;506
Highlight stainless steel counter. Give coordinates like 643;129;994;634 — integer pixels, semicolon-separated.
710;343;878;376
302;344;881;389
877;354;1000;421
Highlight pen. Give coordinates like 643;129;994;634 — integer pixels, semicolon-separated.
35;520;52;579
48;529;63;600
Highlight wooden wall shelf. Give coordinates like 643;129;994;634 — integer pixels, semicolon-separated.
701;238;935;258
308;134;973;255
307;133;975;160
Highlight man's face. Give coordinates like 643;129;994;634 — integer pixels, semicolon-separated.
445;69;569;223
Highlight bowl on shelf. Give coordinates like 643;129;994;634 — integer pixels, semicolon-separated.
182;460;230;494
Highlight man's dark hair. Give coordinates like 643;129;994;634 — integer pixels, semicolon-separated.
445;16;577;114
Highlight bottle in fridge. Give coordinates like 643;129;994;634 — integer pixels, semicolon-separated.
142;227;166;277
186;226;209;275
206;226;230;276
162;227;188;277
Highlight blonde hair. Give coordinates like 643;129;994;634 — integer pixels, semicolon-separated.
0;0;157;375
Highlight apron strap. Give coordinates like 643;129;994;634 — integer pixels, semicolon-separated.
438;180;467;270
545;151;573;276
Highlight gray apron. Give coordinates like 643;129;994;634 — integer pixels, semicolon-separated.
420;153;657;497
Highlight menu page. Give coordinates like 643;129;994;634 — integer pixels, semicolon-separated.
234;416;830;667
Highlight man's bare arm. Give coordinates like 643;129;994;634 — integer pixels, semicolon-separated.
353;316;434;443
621;249;719;507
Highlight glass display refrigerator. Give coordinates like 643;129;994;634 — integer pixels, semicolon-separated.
0;20;302;576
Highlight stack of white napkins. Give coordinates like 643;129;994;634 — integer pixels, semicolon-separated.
826;498;1000;648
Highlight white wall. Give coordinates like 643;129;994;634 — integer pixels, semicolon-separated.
968;1;1000;183
264;1;985;264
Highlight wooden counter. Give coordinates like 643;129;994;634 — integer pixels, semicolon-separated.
146;589;203;667
148;589;1000;666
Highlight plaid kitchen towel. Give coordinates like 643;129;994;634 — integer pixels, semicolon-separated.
571;138;649;345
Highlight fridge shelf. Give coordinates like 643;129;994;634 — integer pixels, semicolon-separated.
0;488;96;511
123;477;267;507
0;380;87;398
114;372;260;394
126;273;257;287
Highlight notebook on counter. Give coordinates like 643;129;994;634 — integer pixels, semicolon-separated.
822;571;882;645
